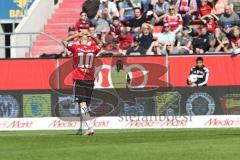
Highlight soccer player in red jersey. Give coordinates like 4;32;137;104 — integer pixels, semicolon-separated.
63;32;102;135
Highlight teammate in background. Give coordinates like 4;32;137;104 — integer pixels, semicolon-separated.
187;57;209;87
63;32;102;136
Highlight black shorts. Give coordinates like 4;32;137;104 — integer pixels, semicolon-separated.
73;80;94;105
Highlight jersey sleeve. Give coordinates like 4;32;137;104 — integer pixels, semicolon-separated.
177;14;183;25
94;45;101;54
67;43;77;53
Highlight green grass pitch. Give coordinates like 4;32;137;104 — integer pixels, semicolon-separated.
0;129;240;160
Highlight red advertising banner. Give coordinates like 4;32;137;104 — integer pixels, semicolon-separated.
0;55;240;90
0;59;57;90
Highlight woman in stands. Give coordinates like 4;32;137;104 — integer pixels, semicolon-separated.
210;0;229;16
138;23;154;50
163;5;183;33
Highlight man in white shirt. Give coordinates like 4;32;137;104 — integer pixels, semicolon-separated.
157;23;176;45
98;0;120;20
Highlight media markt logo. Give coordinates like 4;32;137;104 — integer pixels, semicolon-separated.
23;94;51;117
13;0;32;9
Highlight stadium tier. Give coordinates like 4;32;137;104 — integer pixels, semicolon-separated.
30;0;84;57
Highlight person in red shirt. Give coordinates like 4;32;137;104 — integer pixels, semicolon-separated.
74;11;91;33
163;5;183;32
109;16;125;37
63;33;102;136
200;14;219;32
199;0;212;17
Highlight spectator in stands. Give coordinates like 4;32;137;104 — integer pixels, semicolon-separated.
98;27;120;55
161;42;179;54
163;5;183;32
215;37;233;52
199;0;213;17
119;27;134;42
176;26;193;54
68;25;75;36
94;9;111;35
211;0;229;16
200;14;219;32
127;7;147;34
88;25;99;45
229;26;240;45
151;0;170;25
207;37;218;52
139;23;154;50
119;28;133;52
96;0;119;21
229;0;240;15
232;39;240;55
213;26;227;44
126;36;147;55
98;28;109;46
89;25;98;37
118;28;134;53
219;5;240;34
141;0;151;12
193;25;210;53
157;23;176;46
119;0;146;22
146;41;162;55
175;0;198;26
74;12;91;32
110;17;125;37
82;0;100;23
119;0;135;22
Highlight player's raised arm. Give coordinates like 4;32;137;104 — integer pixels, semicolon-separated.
62;32;83;47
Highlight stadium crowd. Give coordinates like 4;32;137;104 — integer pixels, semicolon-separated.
64;0;240;55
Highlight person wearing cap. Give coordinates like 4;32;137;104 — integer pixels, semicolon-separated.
126;36;146;55
74;11;91;33
157;23;176;46
96;0;119;21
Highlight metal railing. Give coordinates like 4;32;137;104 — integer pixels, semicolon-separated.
0;32;67;58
